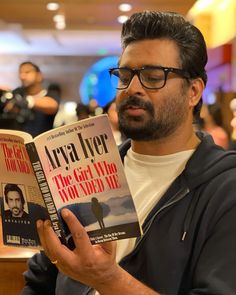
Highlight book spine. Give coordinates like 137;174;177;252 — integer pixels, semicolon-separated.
26;141;67;245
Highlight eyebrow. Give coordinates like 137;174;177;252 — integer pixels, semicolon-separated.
116;64;171;69
9;196;20;200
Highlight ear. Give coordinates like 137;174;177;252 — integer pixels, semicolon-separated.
188;78;205;108
36;72;43;83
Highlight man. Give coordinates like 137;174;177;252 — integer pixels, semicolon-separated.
6;61;59;137
76;102;90;121
21;11;236;295
103;99;126;145
4;183;28;218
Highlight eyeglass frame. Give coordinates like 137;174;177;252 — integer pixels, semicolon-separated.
109;66;191;90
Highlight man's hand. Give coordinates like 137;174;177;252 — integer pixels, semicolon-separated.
37;209;160;295
37;208;120;290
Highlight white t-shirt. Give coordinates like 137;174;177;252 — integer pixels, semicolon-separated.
90;147;194;295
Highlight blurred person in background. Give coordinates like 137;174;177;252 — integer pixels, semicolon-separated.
88;98;99;116
200;103;229;149
103;99;126;145
47;82;62;103
76;102;90;121
88;98;103;117
4;61;59;137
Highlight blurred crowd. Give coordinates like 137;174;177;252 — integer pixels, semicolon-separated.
1;60;236;149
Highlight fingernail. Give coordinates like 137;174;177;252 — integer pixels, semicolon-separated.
45;220;51;227
61;208;69;218
36;220;42;228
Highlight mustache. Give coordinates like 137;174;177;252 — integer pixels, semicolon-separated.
117;96;153;114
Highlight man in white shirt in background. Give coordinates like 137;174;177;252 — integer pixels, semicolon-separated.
6;61;59;137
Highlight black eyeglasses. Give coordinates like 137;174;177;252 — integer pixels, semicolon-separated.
109;66;191;90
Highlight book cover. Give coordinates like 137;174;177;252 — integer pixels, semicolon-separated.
0;132;49;247
0;115;141;248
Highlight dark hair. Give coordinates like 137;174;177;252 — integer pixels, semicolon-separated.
76;103;90;118
207;103;223;127
48;83;61;93
121;11;208;117
4;183;25;206
19;61;41;73
48;83;62;100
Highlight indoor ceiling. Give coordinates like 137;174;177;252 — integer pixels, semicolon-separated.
0;0;196;56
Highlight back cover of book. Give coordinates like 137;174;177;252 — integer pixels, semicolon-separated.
0;133;48;247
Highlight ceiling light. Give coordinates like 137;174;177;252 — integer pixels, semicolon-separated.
117;15;129;24
194;0;214;12
55;21;66;30
47;2;60;11
53;14;65;22
118;3;132;12
218;0;231;10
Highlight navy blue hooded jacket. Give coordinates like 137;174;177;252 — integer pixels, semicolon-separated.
21;132;236;295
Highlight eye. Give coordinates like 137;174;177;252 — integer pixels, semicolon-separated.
118;70;131;84
141;70;165;86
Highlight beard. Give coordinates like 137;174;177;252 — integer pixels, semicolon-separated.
117;93;188;141
12;207;21;216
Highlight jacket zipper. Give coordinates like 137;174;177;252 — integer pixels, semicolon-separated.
133;186;190;251
86;188;190;295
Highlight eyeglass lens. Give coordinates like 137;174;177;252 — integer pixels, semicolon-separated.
110;68;167;89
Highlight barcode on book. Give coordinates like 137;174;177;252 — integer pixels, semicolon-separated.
7;235;21;244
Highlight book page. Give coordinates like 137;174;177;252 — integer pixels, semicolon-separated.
0;129;32;142
32;114;141;245
0;132;48;248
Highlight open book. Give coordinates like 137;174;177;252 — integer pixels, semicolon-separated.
0;114;141;249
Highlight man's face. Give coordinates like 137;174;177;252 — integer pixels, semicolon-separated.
116;39;191;141
7;191;24;217
19;64;41;88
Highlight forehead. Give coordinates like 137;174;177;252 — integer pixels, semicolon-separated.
19;64;37;73
120;39;181;68
8;191;21;199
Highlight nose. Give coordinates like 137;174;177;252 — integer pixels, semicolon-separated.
13;200;18;207
126;73;144;95
19;74;26;81
19;72;28;80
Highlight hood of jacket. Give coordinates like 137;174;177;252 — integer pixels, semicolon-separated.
119;131;236;192
183;131;236;189
119;131;236;244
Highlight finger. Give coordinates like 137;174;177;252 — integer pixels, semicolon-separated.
37;219;82;270
37;219;62;262
61;208;94;256
37;219;50;256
